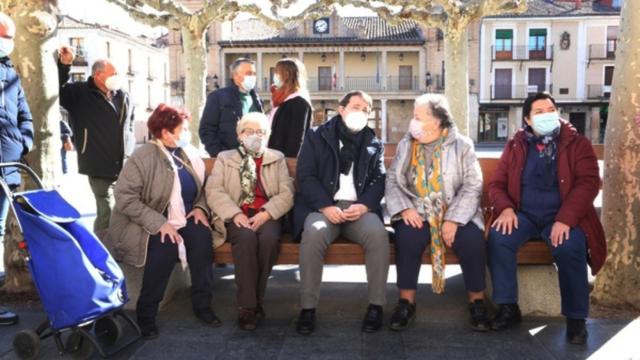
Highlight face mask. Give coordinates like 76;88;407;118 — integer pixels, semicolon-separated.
242;75;256;92
408;119;426;140
343;111;368;132
0;38;14;57
105;75;122;91
531;112;560;136
243;134;265;154
273;73;283;88
175;128;191;148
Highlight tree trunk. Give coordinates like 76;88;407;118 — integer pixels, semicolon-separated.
1;0;60;293
181;26;207;147
443;28;470;135
592;0;640;310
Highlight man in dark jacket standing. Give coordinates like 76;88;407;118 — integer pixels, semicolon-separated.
293;91;389;335
199;58;263;157
0;12;33;326
57;46;135;232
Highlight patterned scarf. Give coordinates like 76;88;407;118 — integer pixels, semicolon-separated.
410;128;449;294
524;125;560;164
237;144;264;205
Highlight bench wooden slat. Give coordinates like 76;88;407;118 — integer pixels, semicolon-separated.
213;239;554;265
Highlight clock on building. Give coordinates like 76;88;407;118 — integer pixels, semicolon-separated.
313;18;330;34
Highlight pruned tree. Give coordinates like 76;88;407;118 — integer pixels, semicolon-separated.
104;0;279;145
271;0;527;135
592;0;640;311
0;0;60;293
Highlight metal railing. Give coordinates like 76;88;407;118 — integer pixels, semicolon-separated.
260;76;422;93
491;45;554;61
490;84;553;100
587;84;612;99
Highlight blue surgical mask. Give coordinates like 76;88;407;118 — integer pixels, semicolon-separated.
531;112;560;136
242;75;256;92
175;129;191;148
273;73;283;88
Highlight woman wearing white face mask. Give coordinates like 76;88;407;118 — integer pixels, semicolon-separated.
385;93;488;332
206;112;294;331
267;58;313;157
107;104;218;339
487;92;604;345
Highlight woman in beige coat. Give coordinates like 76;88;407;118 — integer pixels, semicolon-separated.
206;112;294;331
108;104;218;339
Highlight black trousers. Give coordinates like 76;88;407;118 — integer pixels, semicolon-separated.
137;219;213;325
227;220;281;308
393;221;486;293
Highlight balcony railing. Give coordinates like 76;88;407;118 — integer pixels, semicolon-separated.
587;84;612;99
588;43;616;60
490;84;553;100
294;76;421;92
491;45;554;61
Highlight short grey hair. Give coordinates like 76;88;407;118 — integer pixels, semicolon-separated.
414;93;453;128
236;112;270;136
91;59;111;76
229;58;255;76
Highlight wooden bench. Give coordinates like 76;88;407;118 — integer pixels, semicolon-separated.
203;157;555;265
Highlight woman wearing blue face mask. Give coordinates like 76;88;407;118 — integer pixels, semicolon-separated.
267;58;313;157
487;92;605;345
206;112;294;331
107;104;218;339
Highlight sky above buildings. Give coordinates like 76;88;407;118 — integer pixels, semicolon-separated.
58;0;376;39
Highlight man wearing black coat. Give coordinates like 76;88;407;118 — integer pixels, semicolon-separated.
57;46;135;232
292;91;389;335
199;58;263;157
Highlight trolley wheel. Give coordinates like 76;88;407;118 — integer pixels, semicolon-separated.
66;331;94;360
13;330;41;360
95;316;123;346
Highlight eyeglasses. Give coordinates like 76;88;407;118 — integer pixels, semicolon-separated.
242;128;268;136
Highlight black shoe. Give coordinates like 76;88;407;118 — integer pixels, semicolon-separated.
389;299;416;331
362;304;383;333
195;309;222;328
566;318;588;345
469;300;490;332
296;309;316;335
490;303;522;331
0;306;18;326
255;304;265;320
139;323;159;340
238;308;257;331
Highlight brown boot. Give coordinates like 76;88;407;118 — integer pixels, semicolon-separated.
238;308;257;331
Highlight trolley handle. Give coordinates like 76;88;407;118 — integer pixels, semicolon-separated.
0;162;45;190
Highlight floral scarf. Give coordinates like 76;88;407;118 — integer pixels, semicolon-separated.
410;128;449;294
237;144;264;205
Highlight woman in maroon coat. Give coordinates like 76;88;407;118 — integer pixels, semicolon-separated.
487;92;605;345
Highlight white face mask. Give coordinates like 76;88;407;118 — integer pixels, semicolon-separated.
242;75;256;92
242;134;266;154
343;111;368;132
273;73;283;88
0;38;14;58
105;75;122;91
175;128;191;148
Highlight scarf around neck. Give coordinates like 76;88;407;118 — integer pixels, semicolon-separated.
237;144;264;206
410;128;449;294
336;117;365;176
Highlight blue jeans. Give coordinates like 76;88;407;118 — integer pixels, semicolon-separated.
61;148;68;174
488;212;589;319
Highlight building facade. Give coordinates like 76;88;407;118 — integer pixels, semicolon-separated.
57;15;171;143
478;0;620;144
168;9;481;143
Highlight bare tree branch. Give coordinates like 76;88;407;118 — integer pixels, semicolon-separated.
103;0;179;28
